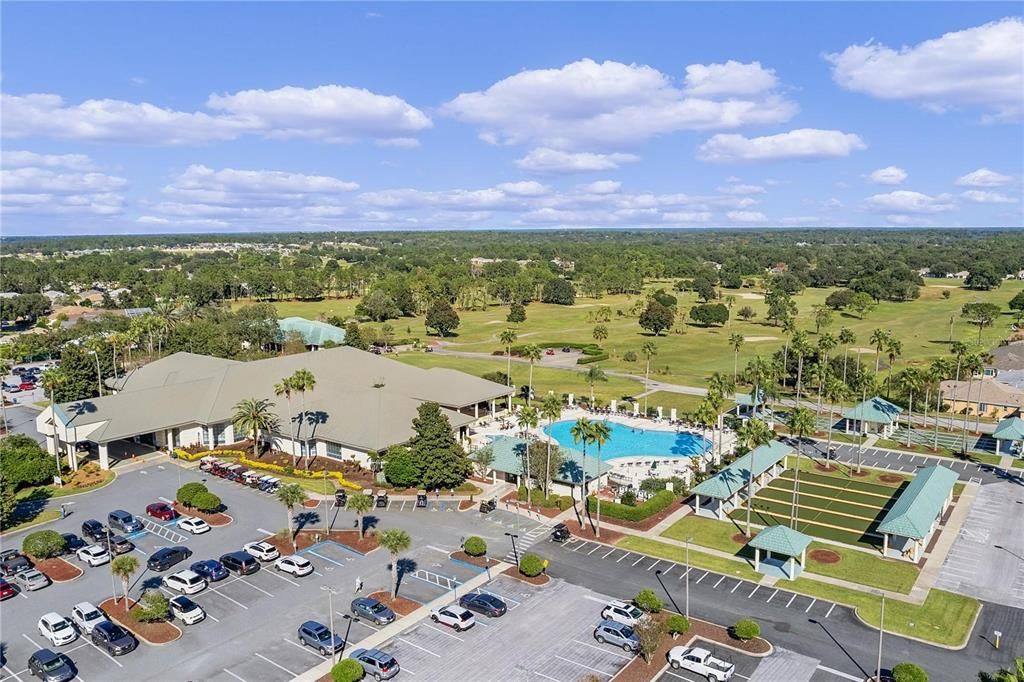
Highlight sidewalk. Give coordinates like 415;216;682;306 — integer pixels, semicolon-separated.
913;482;977;600
292;562;510;681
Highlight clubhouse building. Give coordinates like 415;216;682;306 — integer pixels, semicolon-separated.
38;347;513;470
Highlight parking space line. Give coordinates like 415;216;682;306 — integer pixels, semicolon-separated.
3;665;26;682
339;612;379;629
786;593;798;608
616;552;632;563
254;653;296;677
532;671;562;682
397;637;441;657
747;585;759;598
713;576;725;588
661;564;673;576
306;549;346;567
601;548;617;559
766;589;779;603
207;586;250;609
825;603;837;618
695;571;708;584
572;542;590;552
553;655;611;676
805;598;817;613
587;545;602;556
678;567;691;580
572;639;633;661
647;560;661;571
284;638;325;658
222;669;247;682
631;555;646;566
235;578;274;597
424;622;464;641
480;588;522;607
730;580;742;593
260;569;300;587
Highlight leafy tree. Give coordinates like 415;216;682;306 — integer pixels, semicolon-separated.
892;662;928;682
850;291;876;319
383;446;421;488
965;262;1002;290
652;289;677;308
357;289;400;322
463;536;486;557
634;616;664;663
331;659;366;682
541;278;575;305
425;300;460;336
961;302;1002;343
812;305;834;334
409;402;471;489
765;290;797;327
379;528;412;599
23;530;67;558
620;489;637;506
689;303;729;327
0;483;16;529
134;590;170;623
346;493;374;539
344;322;368;350
737;305;756;321
192;491;222;513
177;482;207;509
639;301;674;335
666;615;690;635
693;276;718;302
824;289;855;310
506;302;526;323
111;555;140;610
0;434;58;489
634;588;662;613
1010;291;1024;322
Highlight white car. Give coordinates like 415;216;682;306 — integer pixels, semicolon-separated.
169;595;206;625
243;541;280;562
430;604;475;631
164;569;207;594
76;544;111;567
601;600;647;626
275;555;313;577
70;602;109;634
178;517;211;535
38;612;78;646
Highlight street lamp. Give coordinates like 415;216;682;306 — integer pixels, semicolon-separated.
321;585;341;666
340;614;359;659
504;532;520;567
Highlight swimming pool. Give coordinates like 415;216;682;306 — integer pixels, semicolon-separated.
542;420;712;460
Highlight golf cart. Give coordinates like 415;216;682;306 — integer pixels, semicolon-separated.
334;490;348;508
479;498;497;514
550;523;571;543
416;490;428;508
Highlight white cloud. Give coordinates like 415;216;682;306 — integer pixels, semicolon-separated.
698;129;866;163
167;165;359;198
1;150;96;170
868;166;907;185
717;183;765;195
442;58;797;150
960;190;1017;204
496;181;548;197
683;60;778;96
580;180;622;195
1;84;431;144
515;148;640;174
864;190;955;214
955;167;1012;187
0;151;126;216
662;211;713;223
827;17;1024;121
727;210;767;222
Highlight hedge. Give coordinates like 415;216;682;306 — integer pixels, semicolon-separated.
732;618;760;641
331;659;365;682
586;489;676;522
665;615;690;635
891;663;928;682
23;530;66;559
463;536;487;557
634;588;662;613
576;353;610;365
510;341;603;356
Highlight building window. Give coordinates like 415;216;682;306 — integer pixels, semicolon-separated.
201;427;209;446
212;423;228;446
325;441;344;460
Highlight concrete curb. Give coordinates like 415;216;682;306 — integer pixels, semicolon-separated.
850;598;981;651
290;562;510;681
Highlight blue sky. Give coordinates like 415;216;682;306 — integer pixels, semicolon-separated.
2;2;1022;235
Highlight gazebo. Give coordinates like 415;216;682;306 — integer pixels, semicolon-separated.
749;525;813;579
733;388;767;419
843;396;903;437
992;416;1024;456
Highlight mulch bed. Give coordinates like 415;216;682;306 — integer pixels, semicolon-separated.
851;469;870;477
814;463;843;473
498;491;565;519
302;499;321;508
879;474;906;483
808;548;842;565
458;500;475;511
731;533;752;546
449;551;501;569
98;598;181;645
32;557;82;582
264;529;379;555
563;521;626;545
368;591;421;616
501;566;550;586
172;502;232;527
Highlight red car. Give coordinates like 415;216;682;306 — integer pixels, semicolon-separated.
145;502;178;521
18;382;35;391
0;578;15;600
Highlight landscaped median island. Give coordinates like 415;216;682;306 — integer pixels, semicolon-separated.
98;597;182;645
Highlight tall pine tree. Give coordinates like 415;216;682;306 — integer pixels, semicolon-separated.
408;402;471;489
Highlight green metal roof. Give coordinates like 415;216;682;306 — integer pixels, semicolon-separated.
278;317;345;347
691;441;792;500
993;416;1024;441
748;524;813;557
482;435;610;484
876;465;958;539
842;396;903;425
733;389;766;407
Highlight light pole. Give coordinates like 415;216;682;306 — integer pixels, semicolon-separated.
321;585;341;666
505;532;520;567
875;592;885;682
87;349;103;397
340;614;358;659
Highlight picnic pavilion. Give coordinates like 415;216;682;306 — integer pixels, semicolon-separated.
992;416;1024;456
749;525;813;579
842;396;903;437
690;441;793;519
876;465;958;562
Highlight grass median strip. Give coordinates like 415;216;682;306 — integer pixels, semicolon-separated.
616;536;761;582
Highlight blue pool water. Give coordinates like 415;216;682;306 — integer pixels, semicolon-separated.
542;420;712;459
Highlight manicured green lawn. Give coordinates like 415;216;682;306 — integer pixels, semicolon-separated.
231;297;362;321
778;578;978;648
790;456;911;487
395;351;644;403
1011;459;1024;470
642;391;726;417
15;471;117;501
1;509;61;535
616;536;761;582
875;439;1003;466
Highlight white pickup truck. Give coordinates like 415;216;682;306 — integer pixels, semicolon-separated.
667;646;735;681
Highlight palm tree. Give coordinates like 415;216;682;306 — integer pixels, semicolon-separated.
737;418;773;536
589;420;611;538
570;417;593;524
110;555;139;611
928;358;949;450
869;329;889;374
822;375;847;469
977;656;1024;682
838;327;856;387
743;356;773;422
346;493;374;539
693;400;719;465
274;378;297;464
707;372;734;460
959;353;984;452
539;394;562;497
640;341;658;415
787;407;817;530
498;329;518;386
109;331;126;383
232;397;279;459
290;368;317;467
897;367;923;447
276;483;307;551
592;325;608;346
378;528;412;600
516;406;539;494
177;296;202;324
949;341;969;432
884;338;903;397
40;368;68;475
729;333;745;383
791;330;810;402
583;366;608;408
522;344;543;404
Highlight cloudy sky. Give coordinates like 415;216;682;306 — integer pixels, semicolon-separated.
2;2;1022;235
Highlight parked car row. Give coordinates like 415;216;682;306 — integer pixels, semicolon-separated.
297;595;405;679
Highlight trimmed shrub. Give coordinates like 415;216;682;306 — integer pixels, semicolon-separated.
892;662;928;682
133;590;170;623
519;553;544;577
22;530;66;559
191;491;222;513
586;489;675;522
576;353;610;365
732;618;760;641
558;496;574;511
634;588;662;613
177;482;207;508
620;490;638;506
665;615;690;636
517;485;528;501
463;536;487;557
331;659;365;682
623;351;638;362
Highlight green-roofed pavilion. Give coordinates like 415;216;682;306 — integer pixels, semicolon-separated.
842;396;903;437
877;465;958;562
993;416;1024;455
691;441;792;520
749;525;813;579
277;317;346;349
480;435;611;497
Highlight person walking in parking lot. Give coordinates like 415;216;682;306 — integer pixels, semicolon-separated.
354;576;363;593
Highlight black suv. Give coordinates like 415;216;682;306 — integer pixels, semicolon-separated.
81;519;107;543
0;550;31;577
219;551;260;575
147;546;192;571
60;533;87;554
